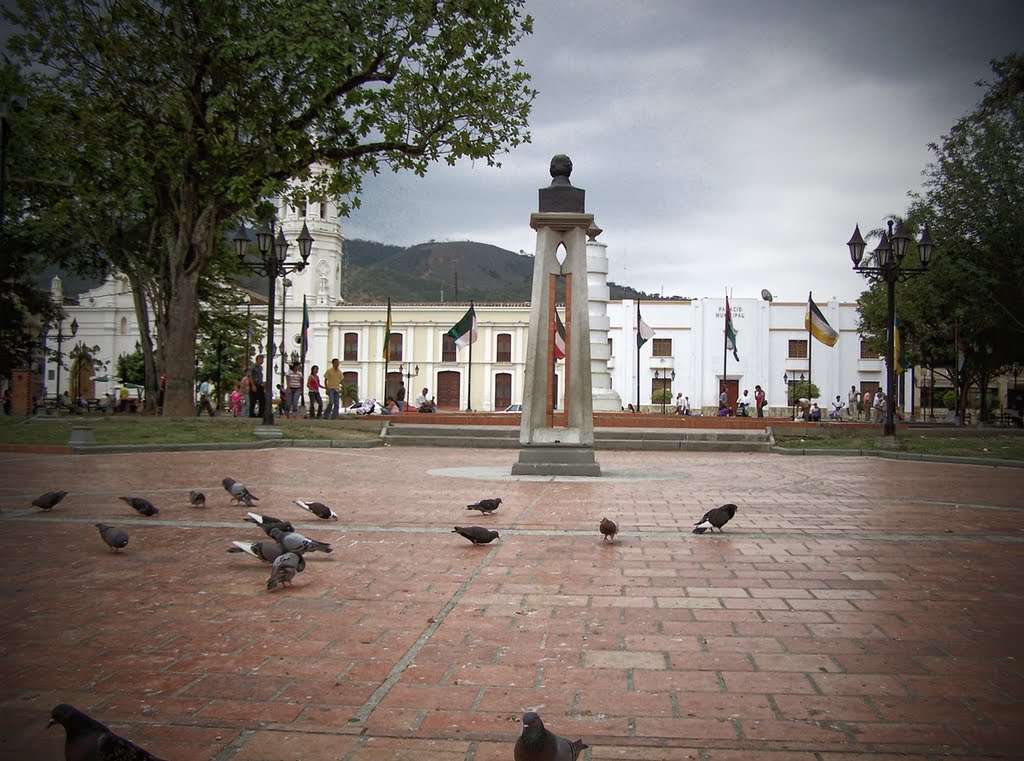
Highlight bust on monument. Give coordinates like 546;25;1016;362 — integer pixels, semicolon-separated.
539;154;585;213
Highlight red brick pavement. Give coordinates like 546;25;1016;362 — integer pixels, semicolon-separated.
0;447;1021;759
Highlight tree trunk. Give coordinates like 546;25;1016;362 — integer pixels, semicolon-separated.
161;270;201;416
126;271;159;414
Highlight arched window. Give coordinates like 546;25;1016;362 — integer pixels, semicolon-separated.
494;373;512;409
442;334;457;363
344;332;359;362
496;333;511;363
119;317;128;336
320;199;328;219
387;333;403;362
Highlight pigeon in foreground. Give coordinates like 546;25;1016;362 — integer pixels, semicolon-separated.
269;526;333;554
227;540;285;564
244;512;294;536
49;703;165;761
188;490;206;507
96;524;129;552
32;490;69;511
692;503;738;534
222;477;258;506
514;711;588;761
599;517;619;542
119;496;159;516
452;526;500;545
266;551;306;590
293;499;339;520
466;497;502;514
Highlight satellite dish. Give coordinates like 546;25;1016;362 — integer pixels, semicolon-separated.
761;289;774;302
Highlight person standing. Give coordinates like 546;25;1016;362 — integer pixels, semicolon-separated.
249;354;265;419
674;392;684;414
196;376;216;416
873;389;885;423
323;358;343;419
862;389;873;423
307;364;323;419
285;362;303;419
396;381;407;412
754;384;766;417
848;385;860;421
239;371;252;417
229;382;243;417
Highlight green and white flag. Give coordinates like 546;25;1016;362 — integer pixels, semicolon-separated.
447;304;477;349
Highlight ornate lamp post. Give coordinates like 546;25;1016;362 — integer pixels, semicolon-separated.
279;277;292;387
847;220;935;436
55;315;78;401
399;362;420;403
234;219;314;425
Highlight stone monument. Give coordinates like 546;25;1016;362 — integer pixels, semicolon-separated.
512;156;601;476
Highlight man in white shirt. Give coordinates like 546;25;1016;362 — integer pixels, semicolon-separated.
830;395;845;421
737;389;752;417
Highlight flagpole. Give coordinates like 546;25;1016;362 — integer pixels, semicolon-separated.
807;291;813;409
466;300;474;411
383;298;391;403
722;290;728;406
635;301;641;411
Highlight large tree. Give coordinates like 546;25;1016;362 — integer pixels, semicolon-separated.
5;0;535;415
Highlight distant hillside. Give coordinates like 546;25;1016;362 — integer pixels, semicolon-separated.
342;238;682;303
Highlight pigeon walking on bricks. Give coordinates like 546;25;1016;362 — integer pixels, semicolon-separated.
293;499;339;520
599;517;619;542
188;491;206;507
119;496;159;517
692;503;738;534
514;711;588;761
269;526;333;554
222;477;258;506
244;512;294;536
227;540;285;564
266;551;305;590
452;526;500;545
466;497;502;515
32;490;69;511
96;524;129;552
49;703;166;761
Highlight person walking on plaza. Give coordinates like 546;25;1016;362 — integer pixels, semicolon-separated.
754;384;766;417
396;381;407;412
249;354;265;419
307;364;323;419
285;362;303;419
848;385;860;421
323;358;343;419
196;376;216;417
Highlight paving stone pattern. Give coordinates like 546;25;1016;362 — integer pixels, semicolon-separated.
0;447;1021;760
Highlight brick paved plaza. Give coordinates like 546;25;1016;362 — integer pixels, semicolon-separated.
1;446;1022;760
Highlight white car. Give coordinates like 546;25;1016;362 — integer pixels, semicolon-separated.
501;403;522;413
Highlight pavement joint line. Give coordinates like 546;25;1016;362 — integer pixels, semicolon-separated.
511;479;556;528
347;540;500;728
210;728;254;761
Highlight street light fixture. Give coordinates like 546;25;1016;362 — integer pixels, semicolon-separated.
847;219;935;436
54;314;78;403
399;362;419;410
234;218;314;425
279;277;292;388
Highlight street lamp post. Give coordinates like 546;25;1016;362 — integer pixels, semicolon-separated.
54;315;78;403
399;362;419;410
234;219;314;426
279;277;292;388
847;219;935;436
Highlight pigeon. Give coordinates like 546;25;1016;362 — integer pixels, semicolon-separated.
222;477;258;506
244;512;294;536
96;524;129;552
452;526;500;545
692;503;738;534
466;497;502;515
119;496;159;516
599;517;618;542
293;499;339;520
269;526;333;554
32;490;69;511
514;711;588;761
188;490;206;507
48;703;165;761
266;551;306;590
227;540;285;564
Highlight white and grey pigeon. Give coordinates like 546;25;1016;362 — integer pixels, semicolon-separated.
96;524;129;552
188;490;206;507
245;512;294;536
692;503;738;534
293;499;339;520
227;540;285;564
49;703;166;761
466;497;502;514
266;551;305;590
269;526;332;554
32;490;69;511
119;496;159;516
514;711;588;761
222;477;258;506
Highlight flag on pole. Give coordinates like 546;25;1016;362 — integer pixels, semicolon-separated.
725;296;739;360
381;298;392;360
805;296;838;347
301;295;309;354
893;313;904;375
447;304;477;349
636;302;655;349
554;309;566;360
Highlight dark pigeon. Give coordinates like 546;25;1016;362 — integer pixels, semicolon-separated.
466;497;502;515
188;491;206;507
244;512;294;536
222;477;258;506
48;703;165;760
452;526;500;545
118;497;158;517
293;499;339;520
269;526;332;554
692;503;738;534
514;711;588;761
228;540;285;564
96;524;129;553
266;551;305;590
599;517;618;542
33;490;69;511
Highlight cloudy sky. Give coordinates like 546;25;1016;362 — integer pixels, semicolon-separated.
343;0;1023;304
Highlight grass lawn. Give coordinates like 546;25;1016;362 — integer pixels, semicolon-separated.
773;430;1024;461
0;414;382;446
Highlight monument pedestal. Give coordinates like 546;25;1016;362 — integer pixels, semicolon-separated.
512;444;601;477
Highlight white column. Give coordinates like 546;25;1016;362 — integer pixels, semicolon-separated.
586;223;622;411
